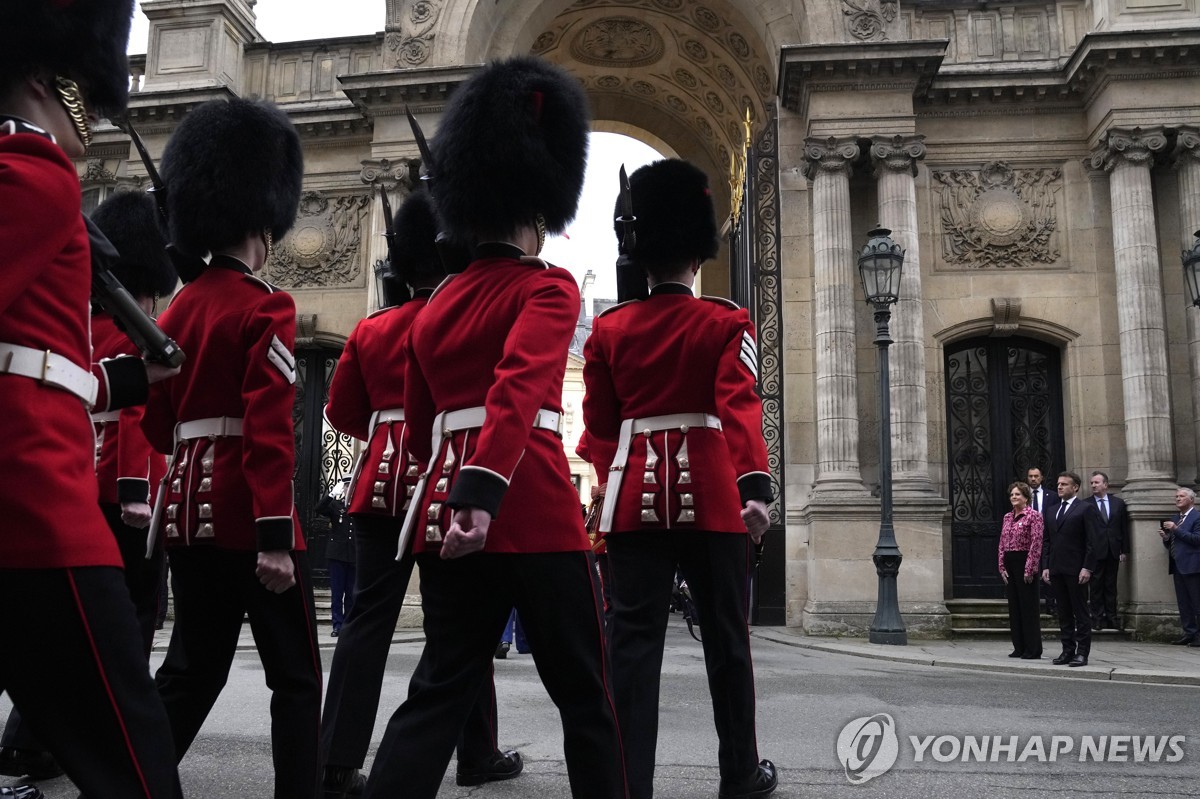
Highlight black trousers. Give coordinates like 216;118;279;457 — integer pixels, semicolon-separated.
320;515;501;771
363;551;625;799
605;530;760;799
0;567;181;798
102;502;165;658
1089;556;1120;626
1173;571;1200;639
155;547;322;799
1050;572;1092;657
1002;551;1042;657
2;506;164;757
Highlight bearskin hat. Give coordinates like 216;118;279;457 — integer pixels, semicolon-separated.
0;1;134;117
617;159;720;274
161;97;303;258
90;190;177;298
393;191;443;284
432;56;590;242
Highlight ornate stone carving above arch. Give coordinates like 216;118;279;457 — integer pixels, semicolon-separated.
265;190;372;289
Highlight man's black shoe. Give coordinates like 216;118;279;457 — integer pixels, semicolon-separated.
495;641;510;660
0;748;63;781
456;749;523;786
1008;650;1022;658
1068;655;1088;667
1189;641;1200;648
718;759;778;799
1173;635;1195;645
1051;652;1075;665
1021;653;1042;660
322;765;365;799
0;786;44;799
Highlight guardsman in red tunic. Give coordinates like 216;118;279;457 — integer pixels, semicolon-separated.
320;191;522;798
582;159;777;799
1;190;178;784
362;57;626;799
91;191;178;654
0;3;183;798
141;97;322;799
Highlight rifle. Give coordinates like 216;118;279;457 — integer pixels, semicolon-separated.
87;217;185;367
377;183;411;306
614;164;647;303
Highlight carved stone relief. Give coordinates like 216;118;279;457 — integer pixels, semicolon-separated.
932;161;1062;270
843;0;898;42
385;0;440;67
266;191;372;288
570;18;664;67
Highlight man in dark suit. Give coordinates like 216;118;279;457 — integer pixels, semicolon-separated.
1027;466;1058;615
1027;467;1058;516
1087;471;1129;629
1040;471;1102;666
1161;487;1200;646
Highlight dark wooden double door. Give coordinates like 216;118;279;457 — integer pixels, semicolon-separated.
946;337;1064;599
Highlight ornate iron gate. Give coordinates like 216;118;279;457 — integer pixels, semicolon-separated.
945;336;1064;598
293;347;357;579
729;107;785;625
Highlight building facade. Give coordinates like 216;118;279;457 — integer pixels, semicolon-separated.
82;0;1200;638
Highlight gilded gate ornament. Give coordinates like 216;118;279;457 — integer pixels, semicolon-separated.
265;191;372;288
932;161;1062;270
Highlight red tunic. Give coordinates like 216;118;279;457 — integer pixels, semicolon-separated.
582;283;772;534
142;257;303;552
404;252;590;555
0;129;132;568
325;293;429;518
92;312;167;506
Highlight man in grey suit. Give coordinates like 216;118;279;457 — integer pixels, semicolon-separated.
1161;487;1200;646
1088;471;1129;629
1041;471;1102;667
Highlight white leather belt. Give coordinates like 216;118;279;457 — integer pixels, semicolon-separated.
176;416;244;439
369;407;405;429
0;342;98;406
396;405;562;560
92;410;121;424
599;412;722;533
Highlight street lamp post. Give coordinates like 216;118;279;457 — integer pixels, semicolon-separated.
1184;230;1200;307
858;227;908;645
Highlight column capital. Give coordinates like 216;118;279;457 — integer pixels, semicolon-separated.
1086;126;1169;173
803;136;860;181
359;157;418;190
1174;126;1200;166
870;134;926;178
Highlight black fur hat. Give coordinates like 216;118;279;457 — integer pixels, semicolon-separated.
432;56;590;242
393;191;443;284
618;159;719;273
161;97;303;257
90;190;177;298
0;1;134;117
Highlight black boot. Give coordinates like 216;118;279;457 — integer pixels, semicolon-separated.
719;759;778;799
0;748;62;781
322;765;365;799
456;749;523;786
0;786;45;799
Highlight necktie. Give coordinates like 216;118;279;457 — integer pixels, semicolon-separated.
1033;491;1040;512
1057;502;1066;522
1101;497;1108;521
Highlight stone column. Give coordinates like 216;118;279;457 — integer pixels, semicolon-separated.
1087;127;1173;485
871;135;933;495
359;158;412;314
1090;126;1177;639
1175;127;1200;483
804;137;866;494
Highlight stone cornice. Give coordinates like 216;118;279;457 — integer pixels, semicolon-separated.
339;64;480;116
920;28;1200;115
779;40;948;117
803;136;861;181
1086;126;1170;173
124;87;239;135
870;134;926;177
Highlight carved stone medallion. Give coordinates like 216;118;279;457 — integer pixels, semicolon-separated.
571;18;664;67
932;161;1062;270
266;191;372;288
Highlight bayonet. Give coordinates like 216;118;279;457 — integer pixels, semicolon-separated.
615;164;647;303
378;183;411;306
115;116;168;228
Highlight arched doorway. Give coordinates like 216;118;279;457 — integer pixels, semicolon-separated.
945;336;1065;598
